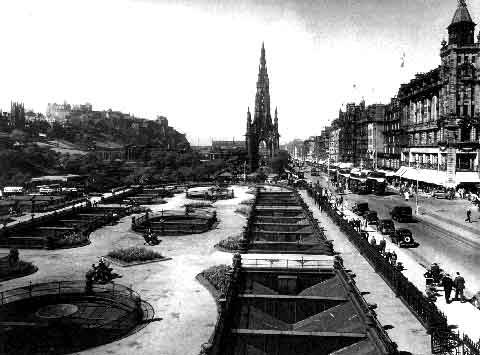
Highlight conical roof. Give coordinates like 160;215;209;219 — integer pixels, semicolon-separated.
451;0;473;25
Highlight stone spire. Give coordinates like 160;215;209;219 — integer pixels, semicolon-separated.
260;42;266;68
254;42;271;127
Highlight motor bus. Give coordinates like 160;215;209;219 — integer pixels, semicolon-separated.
348;170;367;194
366;172;387;195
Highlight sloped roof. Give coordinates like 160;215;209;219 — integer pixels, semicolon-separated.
451;1;474;24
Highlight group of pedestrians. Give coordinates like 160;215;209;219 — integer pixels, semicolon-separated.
441;272;466;304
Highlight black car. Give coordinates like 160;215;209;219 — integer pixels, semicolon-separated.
352;202;369;216
390;206;412;222
391;228;417;247
378;219;395;235
365;211;379;225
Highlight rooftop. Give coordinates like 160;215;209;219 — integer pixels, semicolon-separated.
450;0;474;25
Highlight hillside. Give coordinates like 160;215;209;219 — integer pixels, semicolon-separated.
0;116;191;187
48;116;189;151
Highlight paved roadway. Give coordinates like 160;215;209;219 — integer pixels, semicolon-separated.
306;171;480;296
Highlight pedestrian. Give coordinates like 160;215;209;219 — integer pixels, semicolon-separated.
379;239;386;254
465;208;472;223
404;191;410;201
454;272;466;302
441;273;453;304
391;251;397;266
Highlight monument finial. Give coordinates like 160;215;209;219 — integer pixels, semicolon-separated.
458;0;467;7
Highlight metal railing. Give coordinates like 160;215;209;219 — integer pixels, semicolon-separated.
0;280;141;308
242;257;333;269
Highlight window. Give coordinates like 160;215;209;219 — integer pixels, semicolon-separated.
458;55;462;63
473;56;476;65
464;104;469;116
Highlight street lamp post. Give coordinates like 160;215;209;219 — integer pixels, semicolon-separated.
415;163;419;215
327;151;330;189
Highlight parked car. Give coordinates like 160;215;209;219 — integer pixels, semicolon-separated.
390;206;412;222
390;228;417;247
352;202;369;216
433;189;448;199
365;211;379;225
378;219;395;235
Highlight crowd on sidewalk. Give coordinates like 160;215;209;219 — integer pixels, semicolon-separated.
392;180;480;203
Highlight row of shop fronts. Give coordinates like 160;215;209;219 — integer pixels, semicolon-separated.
306;158;480;191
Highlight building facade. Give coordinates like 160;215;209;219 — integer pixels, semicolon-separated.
329;128;340;163
380;98;403;170
365;104;386;170
245;43;280;171
397;0;480;186
337;104;356;163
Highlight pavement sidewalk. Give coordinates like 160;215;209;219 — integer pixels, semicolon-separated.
300;191;432;355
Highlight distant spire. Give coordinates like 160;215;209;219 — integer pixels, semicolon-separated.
260;42;266;67
458;0;467;7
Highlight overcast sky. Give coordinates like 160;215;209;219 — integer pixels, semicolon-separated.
1;0;479;144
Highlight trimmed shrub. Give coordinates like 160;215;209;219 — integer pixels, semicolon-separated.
107;247;164;263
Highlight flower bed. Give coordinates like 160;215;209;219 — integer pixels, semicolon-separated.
199;264;232;297
54;232;89;248
183;202;213;209
0;260;38;281
239;199;254;206
107;247;165;263
234;206;251;216
215;235;240;251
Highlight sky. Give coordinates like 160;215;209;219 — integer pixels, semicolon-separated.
1;0;479;145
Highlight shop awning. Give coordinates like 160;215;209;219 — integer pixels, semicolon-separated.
339;173;350;178
455;172;480;184
339;162;353;169
376;169;396;177
400;167;447;186
394;166;409;177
